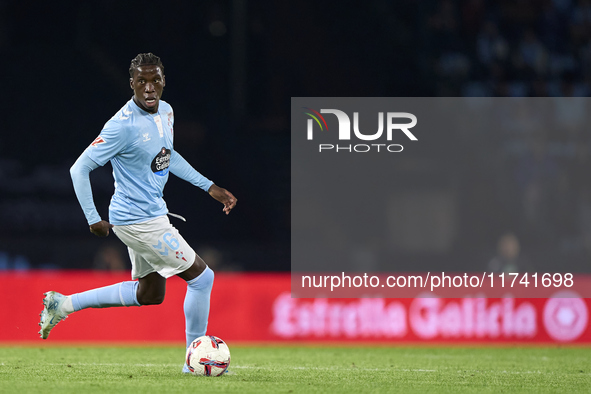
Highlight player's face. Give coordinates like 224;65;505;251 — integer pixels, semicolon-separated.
130;65;165;113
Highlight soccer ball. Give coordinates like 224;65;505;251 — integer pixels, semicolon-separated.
185;335;231;376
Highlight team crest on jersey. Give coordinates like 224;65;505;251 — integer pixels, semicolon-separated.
90;136;106;147
151;147;171;176
176;251;187;261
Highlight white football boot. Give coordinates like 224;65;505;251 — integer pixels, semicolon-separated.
39;291;68;339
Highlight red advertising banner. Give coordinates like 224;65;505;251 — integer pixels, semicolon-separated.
1;271;589;344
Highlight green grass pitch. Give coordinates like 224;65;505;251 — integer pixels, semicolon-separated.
0;345;590;393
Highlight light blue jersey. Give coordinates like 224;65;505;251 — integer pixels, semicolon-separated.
71;98;213;225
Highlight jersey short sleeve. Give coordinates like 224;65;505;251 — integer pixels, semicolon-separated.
85;119;129;166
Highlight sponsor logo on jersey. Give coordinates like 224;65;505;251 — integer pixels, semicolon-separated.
90;136;106;147
143;133;151;142
151;147;171;176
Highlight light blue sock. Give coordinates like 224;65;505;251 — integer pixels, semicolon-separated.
184;266;214;348
71;281;140;311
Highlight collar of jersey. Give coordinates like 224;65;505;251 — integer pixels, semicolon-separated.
129;96;160;117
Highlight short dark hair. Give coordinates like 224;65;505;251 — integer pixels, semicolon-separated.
129;53;164;78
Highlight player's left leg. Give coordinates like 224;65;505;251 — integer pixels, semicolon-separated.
113;215;214;373
178;256;214;347
178;255;214;373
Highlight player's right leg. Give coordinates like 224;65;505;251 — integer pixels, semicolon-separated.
38;217;183;339
38;280;142;339
38;272;167;339
38;223;169;339
38;291;69;339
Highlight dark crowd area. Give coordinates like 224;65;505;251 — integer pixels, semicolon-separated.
1;0;591;272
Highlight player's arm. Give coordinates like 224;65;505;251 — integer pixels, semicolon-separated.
208;184;238;215
170;151;237;215
70;154;113;237
71;120;127;236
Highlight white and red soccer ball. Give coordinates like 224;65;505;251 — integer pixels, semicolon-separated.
185;335;231;376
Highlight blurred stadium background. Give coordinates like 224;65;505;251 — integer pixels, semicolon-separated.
2;1;591;345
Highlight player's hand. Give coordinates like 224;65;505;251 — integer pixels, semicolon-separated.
89;220;114;237
208;184;237;215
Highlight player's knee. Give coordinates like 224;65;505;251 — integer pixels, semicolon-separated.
194;255;207;271
204;266;214;286
196;266;214;289
137;292;165;305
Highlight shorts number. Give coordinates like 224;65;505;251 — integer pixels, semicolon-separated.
163;233;180;250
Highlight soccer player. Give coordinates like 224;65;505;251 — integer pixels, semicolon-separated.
38;53;237;373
